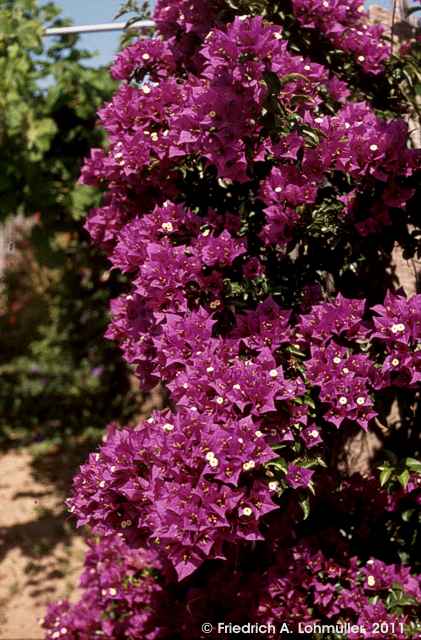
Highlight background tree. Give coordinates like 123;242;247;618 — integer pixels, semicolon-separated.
0;0;141;445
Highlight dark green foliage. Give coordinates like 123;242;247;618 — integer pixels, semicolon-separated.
0;0;141;445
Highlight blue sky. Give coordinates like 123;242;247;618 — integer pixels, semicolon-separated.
48;0;392;69
44;1;148;67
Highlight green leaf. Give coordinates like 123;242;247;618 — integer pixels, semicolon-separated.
405;457;421;472
266;457;287;473
379;467;393;487
300;496;310;520
401;509;415;523
398;469;410;489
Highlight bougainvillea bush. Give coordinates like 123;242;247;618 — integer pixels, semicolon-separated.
44;0;421;638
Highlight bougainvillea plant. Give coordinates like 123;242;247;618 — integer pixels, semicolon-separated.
43;0;421;638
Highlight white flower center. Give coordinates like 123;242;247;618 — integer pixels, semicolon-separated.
142;85;151;94
241;506;253;517
339;396;348;406
369;144;378;152
142;53;151;61
391;323;405;334
356;396;365;406
161;222;174;232
333;357;341;364
163;423;174;432
367;575;376;587
269;369;278;378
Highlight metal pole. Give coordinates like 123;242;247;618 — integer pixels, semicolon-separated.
44;20;155;36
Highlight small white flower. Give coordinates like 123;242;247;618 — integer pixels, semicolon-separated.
216;396;224;405
142;53;151;61
369;144;378;152
206;366;215;373
233;383;241;390
109;588;118;596
357;55;365;62
275;186;282;193
242;460;256;471
310;430;319;438
391;358;400;367
339;396;348;406
333;357;341;364
142;85;152;94
161;222;173;232
209;457;219;468
274;32;283;40
356;396;365;406
367;575;376;587
269;369;278;378
342;367;350;375
322;0;329;6
151;132;159;141
255;430;263;438
182;383;189;389
241;506;253;517
209;111;216;118
391;323;405;334
205;451;216;461
314;117;323;123
344;122;351;129
60;628;68;635
238;438;244;444
99;481;106;488
163;423;174;432
304;65;311;71
269;481;279;491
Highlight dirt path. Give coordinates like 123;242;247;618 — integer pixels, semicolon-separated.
0;448;85;640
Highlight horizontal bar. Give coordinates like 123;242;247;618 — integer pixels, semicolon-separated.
44;20;155;36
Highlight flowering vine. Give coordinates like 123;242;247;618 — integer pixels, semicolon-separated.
44;0;421;638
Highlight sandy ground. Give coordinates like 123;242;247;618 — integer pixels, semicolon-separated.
0;448;86;640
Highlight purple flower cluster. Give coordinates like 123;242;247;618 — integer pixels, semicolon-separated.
43;524;421;639
42;535;167;640
291;0;390;74
44;1;421;637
